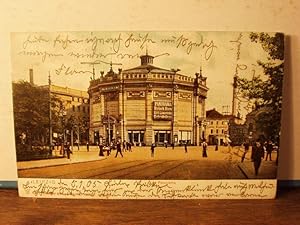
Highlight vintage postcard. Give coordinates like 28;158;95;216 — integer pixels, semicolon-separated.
11;31;283;199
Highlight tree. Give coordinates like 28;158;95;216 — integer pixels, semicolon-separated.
64;113;89;143
12;81;62;146
237;32;284;141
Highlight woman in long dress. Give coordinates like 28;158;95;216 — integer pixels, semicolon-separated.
202;140;208;158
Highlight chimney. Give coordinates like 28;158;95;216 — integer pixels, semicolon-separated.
29;69;34;85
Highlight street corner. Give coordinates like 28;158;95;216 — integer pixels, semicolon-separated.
237;161;278;179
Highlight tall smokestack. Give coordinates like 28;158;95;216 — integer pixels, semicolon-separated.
29;68;34;85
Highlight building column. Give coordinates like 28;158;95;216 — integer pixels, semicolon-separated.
113;123;116;140
145;86;153;145
100;93;105;140
196;121;200;146
118;92;124;142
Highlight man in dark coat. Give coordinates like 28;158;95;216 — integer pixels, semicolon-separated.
115;140;123;158
252;139;265;176
123;140;127;152
64;142;72;159
86;141;89;152
98;142;104;156
151;143;156;157
241;141;250;162
265;140;273;161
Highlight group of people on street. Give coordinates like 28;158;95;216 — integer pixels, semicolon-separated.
241;139;276;176
97;140;134;158
61;142;73;159
150;140;209;158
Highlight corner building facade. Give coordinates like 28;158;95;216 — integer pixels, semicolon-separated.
88;54;208;146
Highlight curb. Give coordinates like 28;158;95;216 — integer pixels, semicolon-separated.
237;164;249;179
18;157;107;171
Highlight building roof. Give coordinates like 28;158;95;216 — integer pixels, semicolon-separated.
122;64;176;74
206;109;224;119
122;53;184;76
40;84;89;98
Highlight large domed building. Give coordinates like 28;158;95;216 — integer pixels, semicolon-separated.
88;53;208;146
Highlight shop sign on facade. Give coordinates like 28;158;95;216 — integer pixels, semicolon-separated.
153;101;173;120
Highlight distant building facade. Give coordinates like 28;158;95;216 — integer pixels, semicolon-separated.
41;84;90;144
88;53;208;146
205;109;229;145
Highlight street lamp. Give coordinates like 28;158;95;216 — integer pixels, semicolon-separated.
59;107;67;155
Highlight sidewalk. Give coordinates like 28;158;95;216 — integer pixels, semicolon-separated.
237;161;278;179
17;147;106;170
231;146;278;179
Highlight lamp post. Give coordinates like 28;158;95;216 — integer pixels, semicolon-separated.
59;107;67;155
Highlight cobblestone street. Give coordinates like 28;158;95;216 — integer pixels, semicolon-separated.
18;145;277;179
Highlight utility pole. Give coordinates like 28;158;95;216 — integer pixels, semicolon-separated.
48;72;52;154
232;75;238;117
108;110;111;145
80;61;100;80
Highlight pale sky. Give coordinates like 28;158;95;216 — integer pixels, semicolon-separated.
11;31;274;118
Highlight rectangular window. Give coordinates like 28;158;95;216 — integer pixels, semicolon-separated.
222;129;224;134
210;121;213;125
83;106;86;112
128;132;133;143
216;129;219;134
72;105;75;112
77;106;80;112
211;129;213;134
216;121;219;125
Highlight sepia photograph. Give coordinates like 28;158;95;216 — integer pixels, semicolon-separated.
11;31;283;182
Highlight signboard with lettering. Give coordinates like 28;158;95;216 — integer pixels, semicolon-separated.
153;101;173;120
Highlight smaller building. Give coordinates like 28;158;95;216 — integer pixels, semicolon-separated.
205;109;229;145
41;84;90;145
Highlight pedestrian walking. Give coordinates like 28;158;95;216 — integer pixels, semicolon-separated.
184;141;188;153
171;142;174;149
123;140;127;152
241;141;250;162
64;142;72;159
265;140;273;161
164;140;168;148
75;139;80;150
215;140;218;151
128;142;132;152
115;140;123;158
98;142;104;156
151;143;156;157
252;139;265;176
86;141;89;152
202;140;208;158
